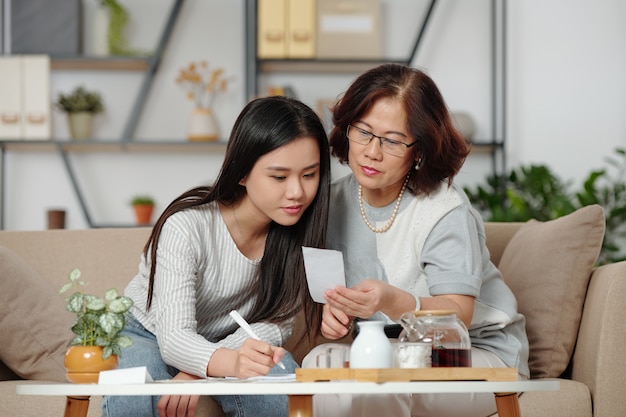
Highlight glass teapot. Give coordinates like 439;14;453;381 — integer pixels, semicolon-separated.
399;310;472;367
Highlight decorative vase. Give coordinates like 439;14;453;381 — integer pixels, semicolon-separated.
67;112;93;140
91;3;110;56
133;204;154;225
187;107;219;142
349;321;393;369
64;346;118;384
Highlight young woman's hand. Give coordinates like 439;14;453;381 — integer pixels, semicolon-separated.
157;371;201;417
320;303;354;339
233;338;286;379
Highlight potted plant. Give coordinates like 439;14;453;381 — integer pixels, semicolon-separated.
464;147;626;264
55;86;104;140
92;0;146;56
130;195;155;225
176;61;231;141
59;268;133;383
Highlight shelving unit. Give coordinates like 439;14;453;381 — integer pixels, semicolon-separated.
244;0;507;182
1;0;507;229
0;0;187;228
0;140;228;154
244;0;438;99
49;57;150;71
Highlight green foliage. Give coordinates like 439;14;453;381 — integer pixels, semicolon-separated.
464;148;626;264
575;149;626;264
130;195;155;206
102;0;148;56
60;268;133;359
465;165;576;222
56;86;104;114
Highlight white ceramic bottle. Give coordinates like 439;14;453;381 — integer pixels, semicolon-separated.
349;321;394;368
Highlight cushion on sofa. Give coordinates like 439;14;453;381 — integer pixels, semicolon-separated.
497;204;605;379
0;245;74;381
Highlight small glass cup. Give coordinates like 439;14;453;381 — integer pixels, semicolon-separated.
394;342;431;368
316;345;350;368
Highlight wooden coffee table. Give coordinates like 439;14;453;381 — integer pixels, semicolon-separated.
17;368;559;417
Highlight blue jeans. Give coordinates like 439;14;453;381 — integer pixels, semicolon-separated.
101;314;298;417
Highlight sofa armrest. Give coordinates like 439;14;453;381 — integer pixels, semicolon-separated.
571;261;626;417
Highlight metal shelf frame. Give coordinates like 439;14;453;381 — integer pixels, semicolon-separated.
0;0;186;228
0;0;508;229
245;0;507;185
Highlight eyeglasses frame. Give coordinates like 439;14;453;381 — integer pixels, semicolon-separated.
346;124;419;156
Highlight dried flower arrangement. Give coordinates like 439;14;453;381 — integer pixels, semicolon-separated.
176;61;230;109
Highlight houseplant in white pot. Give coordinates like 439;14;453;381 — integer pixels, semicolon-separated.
60;268;133;383
55;86;104;140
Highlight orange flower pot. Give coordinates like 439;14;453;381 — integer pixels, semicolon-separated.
133;204;154;226
64;346;118;384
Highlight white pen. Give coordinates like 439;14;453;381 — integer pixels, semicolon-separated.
229;310;286;370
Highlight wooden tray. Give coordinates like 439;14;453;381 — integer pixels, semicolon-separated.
296;368;518;383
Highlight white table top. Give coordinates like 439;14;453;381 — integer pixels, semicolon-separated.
17;379;559;397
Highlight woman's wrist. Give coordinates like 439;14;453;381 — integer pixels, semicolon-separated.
385;287;421;320
207;348;237;377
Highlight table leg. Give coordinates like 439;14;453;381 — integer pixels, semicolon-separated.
494;392;521;417
64;396;90;417
288;394;313;417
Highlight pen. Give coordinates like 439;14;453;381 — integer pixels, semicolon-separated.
229;310;286;370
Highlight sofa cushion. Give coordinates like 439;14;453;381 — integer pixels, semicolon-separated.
0;245;74;381
497;205;605;379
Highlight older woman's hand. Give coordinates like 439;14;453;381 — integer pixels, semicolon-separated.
325;280;418;320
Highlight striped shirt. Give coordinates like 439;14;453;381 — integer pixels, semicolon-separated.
125;201;293;377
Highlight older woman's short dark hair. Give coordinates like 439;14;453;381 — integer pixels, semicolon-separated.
329;63;470;195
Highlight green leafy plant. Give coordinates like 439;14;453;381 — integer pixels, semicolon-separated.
464;164;576;222
464;148;626;264
130;195;155;206
60;268;133;359
102;0;148;56
575;149;626;264
55;86;104;114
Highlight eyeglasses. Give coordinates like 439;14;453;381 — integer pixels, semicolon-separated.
346;124;418;157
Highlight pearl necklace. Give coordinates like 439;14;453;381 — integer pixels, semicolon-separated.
232;206;267;261
358;175;409;233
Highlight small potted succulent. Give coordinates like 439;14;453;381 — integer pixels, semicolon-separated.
130;195;155;226
60;268;133;383
55;86;104;140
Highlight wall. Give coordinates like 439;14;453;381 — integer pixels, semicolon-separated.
2;0;625;230
507;0;626;175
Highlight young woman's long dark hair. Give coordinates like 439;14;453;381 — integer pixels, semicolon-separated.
329;63;470;195
143;96;330;342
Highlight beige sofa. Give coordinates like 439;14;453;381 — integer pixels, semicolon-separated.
0;204;625;417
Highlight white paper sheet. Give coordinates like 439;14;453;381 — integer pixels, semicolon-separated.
98;366;153;384
247;373;297;382
302;247;346;303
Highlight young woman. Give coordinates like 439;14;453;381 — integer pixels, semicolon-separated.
304;64;529;417
102;96;330;417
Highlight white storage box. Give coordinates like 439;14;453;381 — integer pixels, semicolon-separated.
316;0;382;59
